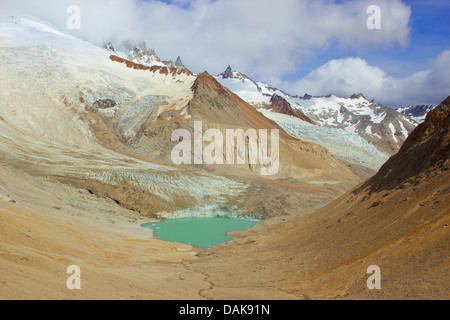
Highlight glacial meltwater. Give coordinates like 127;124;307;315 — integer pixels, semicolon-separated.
142;217;258;248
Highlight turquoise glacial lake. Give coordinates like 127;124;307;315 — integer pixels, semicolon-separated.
142;217;258;248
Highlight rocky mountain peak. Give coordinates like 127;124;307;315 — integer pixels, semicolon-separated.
192;71;225;92
218;66;252;82
221;65;234;79
350;93;366;100
165;56;187;70
137;41;147;51
105;40;165;67
104;42;116;53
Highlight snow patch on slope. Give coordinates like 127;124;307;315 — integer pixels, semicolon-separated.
215;77;271;106
389;123;398;143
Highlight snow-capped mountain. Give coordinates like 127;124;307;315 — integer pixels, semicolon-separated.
0;12;361;183
105;40;187;70
165;56;187;70
283;94;417;155
396;105;436;124
125;41;167;67
216;66;284;106
215;66;417;155
0;13;400;173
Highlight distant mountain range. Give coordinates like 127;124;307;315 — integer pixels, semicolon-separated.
99;40;439;164
214;66;429;156
104;41;187;70
396;105;436;124
100;42;437;158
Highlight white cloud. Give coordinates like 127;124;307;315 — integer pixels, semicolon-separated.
4;0;442;106
1;0;411;78
287;50;450;107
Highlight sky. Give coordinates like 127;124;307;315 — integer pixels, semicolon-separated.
1;0;449;107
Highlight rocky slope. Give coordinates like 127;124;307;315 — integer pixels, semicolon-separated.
193;96;450;299
369;97;449;190
268;94;316;125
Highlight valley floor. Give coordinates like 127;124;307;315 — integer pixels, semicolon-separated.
1;152;448;300
0;163;342;300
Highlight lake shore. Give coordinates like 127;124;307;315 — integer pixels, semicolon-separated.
0;164;303;300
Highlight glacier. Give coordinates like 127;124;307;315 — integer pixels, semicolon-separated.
260;110;389;171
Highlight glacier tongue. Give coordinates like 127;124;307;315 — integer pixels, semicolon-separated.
156;204;260;220
260;110;388;171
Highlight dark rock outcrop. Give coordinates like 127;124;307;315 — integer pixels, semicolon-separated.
93;99;117;109
269;95;316;125
222;65;234;79
367;96;450;191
